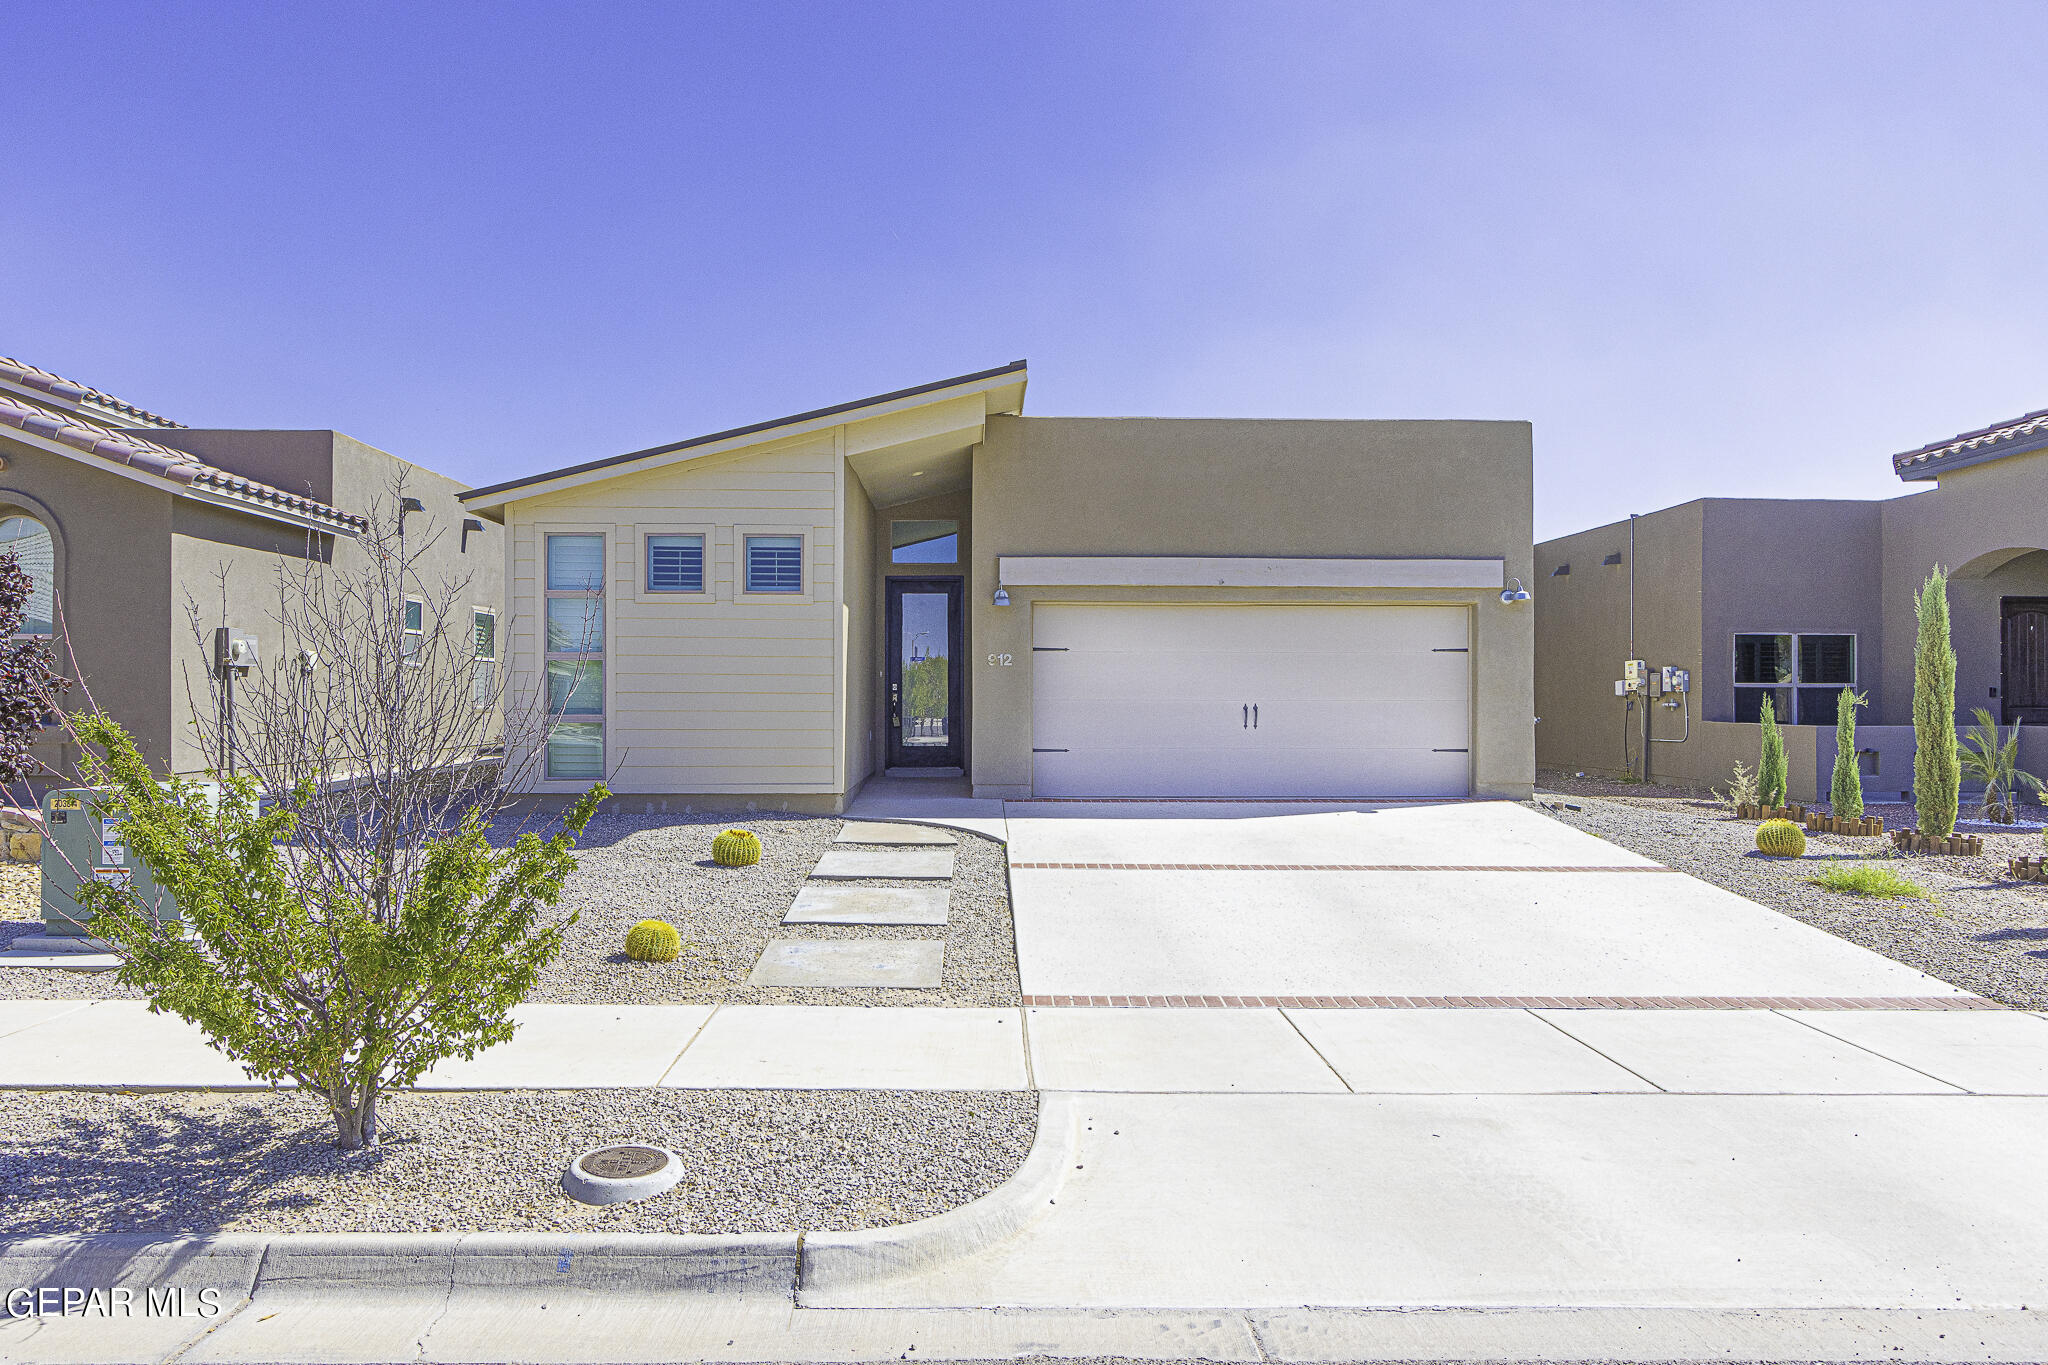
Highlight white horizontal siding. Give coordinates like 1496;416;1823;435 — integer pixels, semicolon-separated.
505;435;843;794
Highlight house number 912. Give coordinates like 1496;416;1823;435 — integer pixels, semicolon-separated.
986;653;1013;667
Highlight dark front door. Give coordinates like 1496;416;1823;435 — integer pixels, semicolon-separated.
886;578;964;769
2002;598;2048;724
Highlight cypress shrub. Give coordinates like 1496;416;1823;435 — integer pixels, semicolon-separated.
1913;567;1961;837
1758;693;1788;809
1831;688;1867;821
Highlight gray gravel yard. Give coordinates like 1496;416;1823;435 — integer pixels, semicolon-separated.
0;1086;1038;1236
1532;772;2048;1009
0;811;1020;1008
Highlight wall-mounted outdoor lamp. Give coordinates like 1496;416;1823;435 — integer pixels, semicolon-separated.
1499;578;1532;604
397;495;426;535
461;516;485;552
992;586;1011;607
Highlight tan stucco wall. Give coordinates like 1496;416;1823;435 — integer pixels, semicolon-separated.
968;415;1536;799
0;433;177;772
1881;449;2048;727
1533;504;1705;781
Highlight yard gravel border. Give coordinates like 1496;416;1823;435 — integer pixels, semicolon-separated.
0;1086;1039;1237
1531;774;2048;1009
0;810;1022;1008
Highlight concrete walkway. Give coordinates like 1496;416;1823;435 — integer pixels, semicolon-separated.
6;998;2045;1095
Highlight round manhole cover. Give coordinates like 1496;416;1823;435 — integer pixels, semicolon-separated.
578;1145;669;1180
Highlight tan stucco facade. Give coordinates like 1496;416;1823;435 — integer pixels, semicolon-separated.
475;374;1538;808
1536;439;2048;800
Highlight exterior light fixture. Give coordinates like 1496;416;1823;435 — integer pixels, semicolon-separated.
1500;578;1531;604
992;587;1011;607
398;495;426;535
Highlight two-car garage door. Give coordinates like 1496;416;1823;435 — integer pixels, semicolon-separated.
1030;603;1471;799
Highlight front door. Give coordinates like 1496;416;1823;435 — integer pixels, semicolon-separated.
886;578;965;769
2003;597;2048;725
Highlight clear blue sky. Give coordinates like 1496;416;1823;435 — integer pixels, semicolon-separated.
7;1;2045;539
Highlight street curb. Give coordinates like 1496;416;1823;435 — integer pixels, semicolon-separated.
0;1231;801;1300
797;1091;1081;1306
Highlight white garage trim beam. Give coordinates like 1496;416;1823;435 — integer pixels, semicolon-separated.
999;556;1506;590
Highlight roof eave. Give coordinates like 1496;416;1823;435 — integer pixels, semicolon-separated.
1895;429;2048;482
461;360;1028;513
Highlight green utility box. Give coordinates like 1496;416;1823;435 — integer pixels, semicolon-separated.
39;788;182;938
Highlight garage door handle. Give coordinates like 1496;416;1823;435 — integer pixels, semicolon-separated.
1242;704;1248;729
1252;704;1258;728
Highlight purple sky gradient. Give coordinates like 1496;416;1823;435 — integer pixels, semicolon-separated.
5;1;2045;539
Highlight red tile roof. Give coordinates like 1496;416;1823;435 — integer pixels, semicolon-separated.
0;393;365;532
1893;406;2048;481
0;356;186;429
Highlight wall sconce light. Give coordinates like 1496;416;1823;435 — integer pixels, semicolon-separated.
992;586;1011;607
1500;578;1531;604
461;516;485;552
397;495;426;535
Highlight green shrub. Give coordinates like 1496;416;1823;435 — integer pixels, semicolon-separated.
1958;708;2043;824
711;828;762;867
624;919;682;962
1757;693;1788;809
1755;818;1806;857
1807;864;1931;900
1716;759;1759;814
1831;688;1867;821
1913;567;1961;837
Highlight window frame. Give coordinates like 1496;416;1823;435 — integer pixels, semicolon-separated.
635;523;715;602
0;513;56;641
401;595;426;665
1733;631;1856;726
470;607;497;709
889;519;961;566
737;527;810;601
541;528;607;783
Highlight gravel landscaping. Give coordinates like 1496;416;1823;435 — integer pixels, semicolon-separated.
1532;771;2048;1009
0;810;1021;1008
0;1086;1039;1236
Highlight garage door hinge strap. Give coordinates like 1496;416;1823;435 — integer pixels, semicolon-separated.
1032;646;1069;651
1433;748;1469;753
1032;747;1069;753
1432;647;1469;652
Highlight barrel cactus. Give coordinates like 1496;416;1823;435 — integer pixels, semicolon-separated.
624;919;682;963
1755;818;1806;858
711;828;762;867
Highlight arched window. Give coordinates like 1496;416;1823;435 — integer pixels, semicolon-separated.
0;515;55;637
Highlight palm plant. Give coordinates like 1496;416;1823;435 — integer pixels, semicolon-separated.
1958;708;2044;824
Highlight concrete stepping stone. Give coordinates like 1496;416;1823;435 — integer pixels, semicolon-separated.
836;820;957;846
809;847;955;881
748;939;945;988
784;883;949;926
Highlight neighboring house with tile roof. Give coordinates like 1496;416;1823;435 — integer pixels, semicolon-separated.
0;356;499;778
1535;405;2048;801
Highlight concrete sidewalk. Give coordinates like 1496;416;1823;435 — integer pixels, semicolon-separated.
4;999;2045;1095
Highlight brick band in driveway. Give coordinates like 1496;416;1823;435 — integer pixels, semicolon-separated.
1020;994;2002;1009
1009;862;1682;872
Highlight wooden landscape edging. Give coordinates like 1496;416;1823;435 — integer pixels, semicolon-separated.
1890;829;1984;856
1737;803;1807;822
2009;855;2048;883
1805;813;1885;837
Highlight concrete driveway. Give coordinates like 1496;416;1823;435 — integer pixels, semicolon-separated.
1002;800;1967;1001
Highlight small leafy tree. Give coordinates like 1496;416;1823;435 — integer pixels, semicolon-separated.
72;715;604;1148
1831;688;1868;821
42;486;609;1149
1912;567;1961;837
1757;693;1787;809
0;552;60;782
1958;708;2043;824
1715;759;1759;815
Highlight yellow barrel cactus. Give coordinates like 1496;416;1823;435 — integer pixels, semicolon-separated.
624;919;682;963
711;828;762;867
1755;818;1806;858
